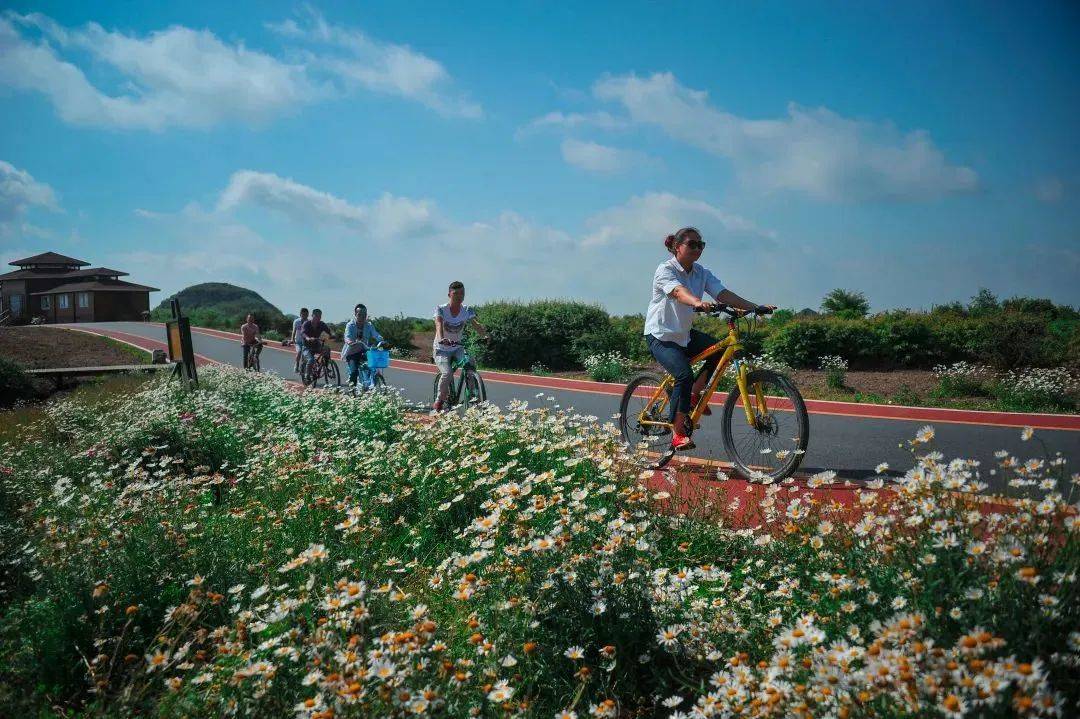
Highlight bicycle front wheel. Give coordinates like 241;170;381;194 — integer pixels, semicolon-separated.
721;369;809;481
325;360;341;387
431;372;444;405
465;371;486;405
618;372;672;453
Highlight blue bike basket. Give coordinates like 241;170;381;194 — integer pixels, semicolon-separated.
366;349;390;369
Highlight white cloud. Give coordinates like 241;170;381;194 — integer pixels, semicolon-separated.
0;14;320;130
516;110;628;139
267;9;480;119
1033;176;1064;204
0;159;60;235
0;10;478;130
582;192;776;248
593;72;979;202
216;170;441;239
560;139;648;174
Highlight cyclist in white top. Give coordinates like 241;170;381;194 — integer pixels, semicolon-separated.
645;227;773;451
292;307;308;373
433;280;489;411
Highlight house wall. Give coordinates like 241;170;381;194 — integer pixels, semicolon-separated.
94;292;150;321
54;293;76;323
75;291;94;322
1;279;28;319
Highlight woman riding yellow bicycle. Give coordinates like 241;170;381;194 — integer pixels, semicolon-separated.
645;227;774;452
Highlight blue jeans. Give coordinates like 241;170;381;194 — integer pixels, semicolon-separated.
646;329;721;423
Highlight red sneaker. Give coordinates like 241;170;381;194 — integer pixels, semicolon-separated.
432;400;443;412
671;432;696;451
692;393;712;415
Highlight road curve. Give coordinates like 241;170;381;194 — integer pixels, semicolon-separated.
67;322;1080;494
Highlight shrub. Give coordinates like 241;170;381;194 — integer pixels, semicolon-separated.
371;314;418;355
992;367;1079;412
872;313;939;367
471;300;610;371
968;287;1000;316
583;351;633;383
0;358;35;408
970;314;1049;370
932;361;995;398
530;362;550;376
820;288;870;317
764;319;877;368
572;320;639;365
819;355;848;389
261;329;282;342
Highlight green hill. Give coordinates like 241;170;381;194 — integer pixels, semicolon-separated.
150;283;291;335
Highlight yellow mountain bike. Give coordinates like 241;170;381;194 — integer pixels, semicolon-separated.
618;305;809;479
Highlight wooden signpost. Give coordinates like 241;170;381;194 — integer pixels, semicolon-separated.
165;299;198;389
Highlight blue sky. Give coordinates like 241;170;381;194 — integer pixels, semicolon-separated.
1;0;1077;321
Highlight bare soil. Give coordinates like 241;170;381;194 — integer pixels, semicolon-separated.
0;327;150;369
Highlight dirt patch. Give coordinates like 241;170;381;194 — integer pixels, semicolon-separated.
411;331;435;362
790;369;938;398
0;327;150;369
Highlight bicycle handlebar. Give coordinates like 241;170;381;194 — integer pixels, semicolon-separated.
693;303;773;318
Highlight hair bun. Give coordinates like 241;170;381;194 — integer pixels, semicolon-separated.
664;234;677;253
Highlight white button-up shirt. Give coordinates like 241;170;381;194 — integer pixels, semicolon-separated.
644;257;725;346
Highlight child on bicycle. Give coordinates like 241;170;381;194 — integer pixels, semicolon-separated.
433;281;489;411
342;303;386;388
240;313;263;370
645;227;773;451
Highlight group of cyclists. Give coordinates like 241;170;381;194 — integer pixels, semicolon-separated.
238;227;775;451
240;280;489;410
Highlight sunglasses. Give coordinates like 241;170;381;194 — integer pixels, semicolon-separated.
684;239;706;250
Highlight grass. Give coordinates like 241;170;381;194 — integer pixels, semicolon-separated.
0;367;1077;717
101;337;152;365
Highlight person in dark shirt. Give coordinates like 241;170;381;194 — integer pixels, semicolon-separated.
299;308;335;372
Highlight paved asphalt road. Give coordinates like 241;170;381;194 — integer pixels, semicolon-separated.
79;322;1079;493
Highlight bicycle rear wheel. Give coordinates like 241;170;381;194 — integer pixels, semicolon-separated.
721;369;809;481
618;372;672;453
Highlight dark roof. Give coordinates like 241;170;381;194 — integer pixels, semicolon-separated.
31;279;159;295
77;267;130;278
8;251;89;267
0;266;130;281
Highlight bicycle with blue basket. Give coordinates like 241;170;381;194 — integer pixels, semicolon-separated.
346;341;391;392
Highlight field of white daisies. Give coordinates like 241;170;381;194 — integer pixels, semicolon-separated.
0;367;1077;718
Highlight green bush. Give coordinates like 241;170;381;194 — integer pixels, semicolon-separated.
470;300;611;371
0;358;35;408
371;314;418;354
872;313;939;367
764;319;879;368
572;315;651;365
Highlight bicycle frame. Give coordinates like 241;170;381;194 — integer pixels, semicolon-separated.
448;354;471;403
637;318;768;430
